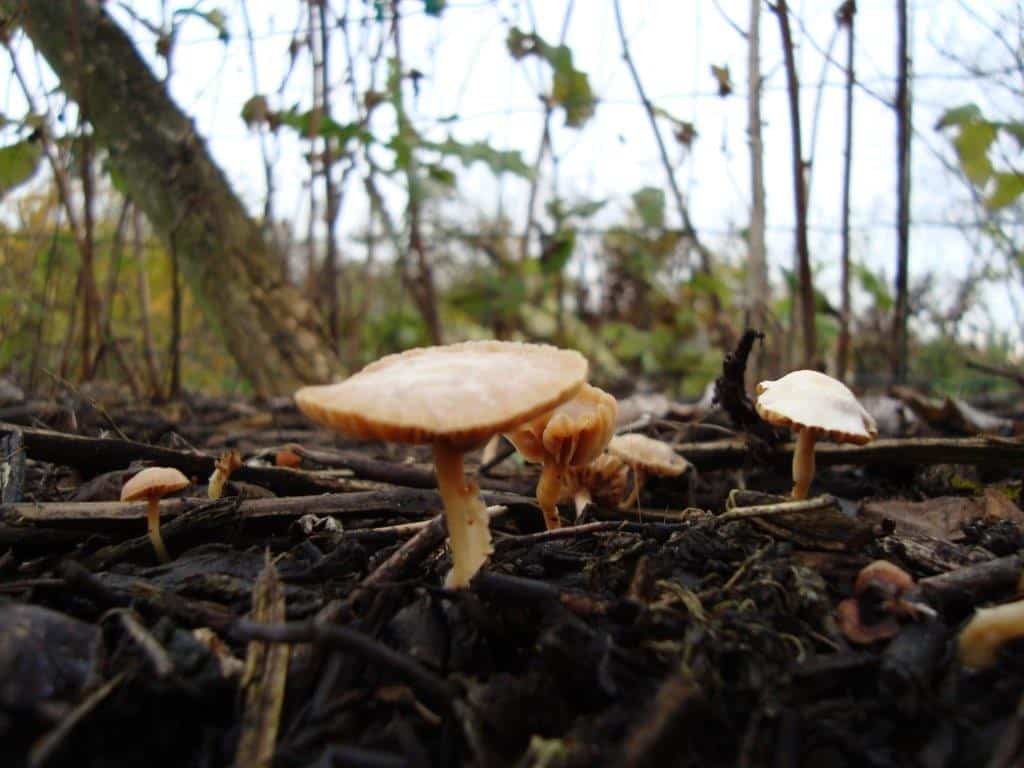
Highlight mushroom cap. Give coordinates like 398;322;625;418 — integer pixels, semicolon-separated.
506;383;618;467
854;560;914;597
564;452;630;506
755;370;878;445
121;467;190;502
295;341;588;450
607;433;690;477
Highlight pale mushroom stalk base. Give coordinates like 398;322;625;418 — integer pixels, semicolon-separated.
435;442;494;588
573;490;592;519
537;463;565;530
620;468;647;509
792;428;819;500
146;498;171;563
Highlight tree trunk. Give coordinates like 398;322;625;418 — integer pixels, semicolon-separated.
892;0;912;385
746;0;768;371
773;0;816;369
4;0;339;395
836;1;856;381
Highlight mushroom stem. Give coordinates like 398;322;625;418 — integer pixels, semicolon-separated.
573;489;592;520
536;462;565;530
434;441;493;588
621;467;647;509
792;428;819;499
146;497;171;563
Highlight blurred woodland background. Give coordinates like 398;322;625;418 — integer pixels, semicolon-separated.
0;0;1023;400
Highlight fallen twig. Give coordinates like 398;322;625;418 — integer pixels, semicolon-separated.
716;494;837;521
228;617;455;709
676;436;1024;471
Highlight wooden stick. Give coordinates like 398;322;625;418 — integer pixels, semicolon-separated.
675;436;1024;472
3;488;536;523
9;422;333;496
716;494;837;521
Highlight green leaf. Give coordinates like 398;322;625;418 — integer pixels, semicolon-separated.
986;172;1024;210
632;187;665;229
539;228;576;274
0;138;42;200
1001;121;1024;149
505;27;596;128
424;163;457;187
423;137;532;178
274;106;372;148
935;103;982;130
954;120;997;184
853;262;893;311
689;270;728;300
423;0;446;16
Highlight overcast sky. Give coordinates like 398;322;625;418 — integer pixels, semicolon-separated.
5;0;1021;344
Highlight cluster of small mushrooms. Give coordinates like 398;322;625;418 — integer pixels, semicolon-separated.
113;343;1024;668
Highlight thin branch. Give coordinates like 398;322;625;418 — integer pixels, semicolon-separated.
612;0;714;278
836;1;856;380
771;0;816;367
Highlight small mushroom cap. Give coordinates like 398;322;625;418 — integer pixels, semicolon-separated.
755;370;878;445
121;467;190;502
854;560;914;596
295;341;588;450
564;453;630;506
607;433;690;477
507;383;618;467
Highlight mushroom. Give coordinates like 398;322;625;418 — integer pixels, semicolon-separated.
561;452;630;519
836;560;932;645
606;433;690;508
295;341;588;587
208;450;242;500
958;599;1024;670
120;466;190;563
505;383;618;530
755;370;877;499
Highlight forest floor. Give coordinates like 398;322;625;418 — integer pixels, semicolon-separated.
2;349;1024;767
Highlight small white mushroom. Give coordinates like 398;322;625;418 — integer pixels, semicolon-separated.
756;370;877;499
121;467;189;563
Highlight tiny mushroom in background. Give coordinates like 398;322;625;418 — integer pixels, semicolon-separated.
207;450;242;500
607;433;690;508
755;370;878;500
958;599;1024;670
836;560;932;645
120;466;189;563
295;341;588;588
561;452;630;519
505;383;618;530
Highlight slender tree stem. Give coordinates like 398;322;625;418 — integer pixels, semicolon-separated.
837;2;856;380
772;0;815;368
746;0;768;359
892;0;912;385
612;0;714;280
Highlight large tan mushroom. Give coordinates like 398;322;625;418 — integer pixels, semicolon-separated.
121;466;190;563
607;433;690;508
505;383;617;530
756;370;877;500
295;341;588;587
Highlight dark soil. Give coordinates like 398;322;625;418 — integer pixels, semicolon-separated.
1;387;1023;768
